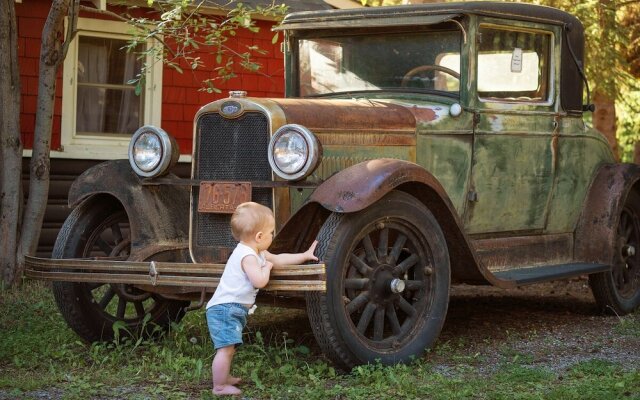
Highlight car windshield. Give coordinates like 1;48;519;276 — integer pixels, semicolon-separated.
298;29;461;97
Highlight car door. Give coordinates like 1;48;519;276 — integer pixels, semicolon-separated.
464;22;556;235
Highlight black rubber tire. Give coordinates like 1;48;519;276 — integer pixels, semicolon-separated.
589;190;640;315
52;197;187;343
306;191;450;370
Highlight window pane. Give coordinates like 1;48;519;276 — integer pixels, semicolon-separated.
299;30;461;96
477;27;551;101
76;87;142;135
76;35;144;135
77;36;142;84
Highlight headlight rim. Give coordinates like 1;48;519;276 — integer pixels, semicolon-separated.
128;125;179;178
268;124;321;181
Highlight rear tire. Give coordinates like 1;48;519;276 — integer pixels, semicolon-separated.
306;191;450;370
589;190;640;315
52;198;187;342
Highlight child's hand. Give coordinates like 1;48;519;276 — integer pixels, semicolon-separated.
305;240;319;262
264;260;274;271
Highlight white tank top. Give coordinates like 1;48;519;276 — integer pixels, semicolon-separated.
206;242;265;308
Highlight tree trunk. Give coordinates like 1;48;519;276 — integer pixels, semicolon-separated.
16;0;73;281
592;90;619;160
0;0;23;286
592;0;619;160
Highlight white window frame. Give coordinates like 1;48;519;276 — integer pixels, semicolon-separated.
59;17;162;160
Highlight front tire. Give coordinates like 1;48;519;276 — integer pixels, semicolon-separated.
589;190;640;315
52;198;187;343
306;191;450;369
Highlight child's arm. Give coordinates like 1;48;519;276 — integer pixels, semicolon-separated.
265;240;318;267
242;255;273;289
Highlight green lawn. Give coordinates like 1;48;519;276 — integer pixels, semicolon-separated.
0;280;638;399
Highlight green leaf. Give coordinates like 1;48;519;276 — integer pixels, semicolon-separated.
170;63;183;74
272;32;279;44
250;369;264;390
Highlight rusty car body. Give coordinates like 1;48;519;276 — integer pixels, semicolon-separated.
26;2;640;369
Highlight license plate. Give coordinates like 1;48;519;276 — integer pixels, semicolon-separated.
198;182;251;213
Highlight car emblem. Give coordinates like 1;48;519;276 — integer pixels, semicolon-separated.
220;101;242;118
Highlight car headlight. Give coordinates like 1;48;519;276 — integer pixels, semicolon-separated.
268;124;321;181
128;125;179;178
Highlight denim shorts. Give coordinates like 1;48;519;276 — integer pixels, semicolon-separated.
206;303;249;349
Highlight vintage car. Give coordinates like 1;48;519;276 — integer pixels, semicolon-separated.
26;2;640;370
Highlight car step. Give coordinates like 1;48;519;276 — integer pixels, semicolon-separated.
492;262;610;286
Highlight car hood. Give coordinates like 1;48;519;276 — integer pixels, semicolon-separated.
265;97;449;135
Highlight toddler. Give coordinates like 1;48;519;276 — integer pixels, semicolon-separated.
205;201;318;396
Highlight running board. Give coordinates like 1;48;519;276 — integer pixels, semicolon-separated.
492;263;610;286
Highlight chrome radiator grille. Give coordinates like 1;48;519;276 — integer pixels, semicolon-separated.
192;112;272;261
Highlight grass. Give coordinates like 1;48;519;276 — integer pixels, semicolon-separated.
1;280;639;399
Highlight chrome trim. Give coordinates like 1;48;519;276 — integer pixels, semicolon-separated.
268;124;322;181
128;125;179;178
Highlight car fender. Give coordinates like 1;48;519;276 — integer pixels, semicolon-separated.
68;160;190;255
574;163;640;264
273;158;497;285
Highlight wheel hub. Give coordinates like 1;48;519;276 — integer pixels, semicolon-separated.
622;244;636;258
369;266;404;302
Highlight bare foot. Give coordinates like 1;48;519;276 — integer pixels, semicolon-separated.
213;384;241;396
227;376;242;385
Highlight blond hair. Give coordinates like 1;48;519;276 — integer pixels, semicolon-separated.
230;202;274;241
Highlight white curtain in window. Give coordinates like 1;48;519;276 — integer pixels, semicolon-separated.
76;40;107;133
117;52;140;134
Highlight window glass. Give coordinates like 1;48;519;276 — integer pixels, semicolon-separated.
477;26;551;102
76;36;144;136
298;30;461;97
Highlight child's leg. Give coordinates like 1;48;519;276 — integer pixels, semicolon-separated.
212;345;241;395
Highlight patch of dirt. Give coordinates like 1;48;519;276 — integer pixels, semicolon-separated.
435;278;639;374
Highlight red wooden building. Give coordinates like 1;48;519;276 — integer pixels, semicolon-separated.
14;0;346;255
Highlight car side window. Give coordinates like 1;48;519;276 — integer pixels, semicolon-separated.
477;25;552;102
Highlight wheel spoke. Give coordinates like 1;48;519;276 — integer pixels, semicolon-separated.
389;234;407;264
377;228;389;259
614;267;625;289
111;223;124;245
362;234;377;264
394;253;420;275
350;254;373;276
95;237;114;256
397;296;416;317
346;292;370;314
345;278;369;290
405;280;424;291
386;303;402;334
116;297;127;319
98;287;116;309
373;307;385;341
357;303;376;334
134;301;146;318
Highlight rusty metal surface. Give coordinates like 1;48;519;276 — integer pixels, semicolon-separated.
295;158;500;286
473;233;573;272
68;160;191;253
309;158;449;213
272;98;420;134
24;255;326;292
574;163;640;264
